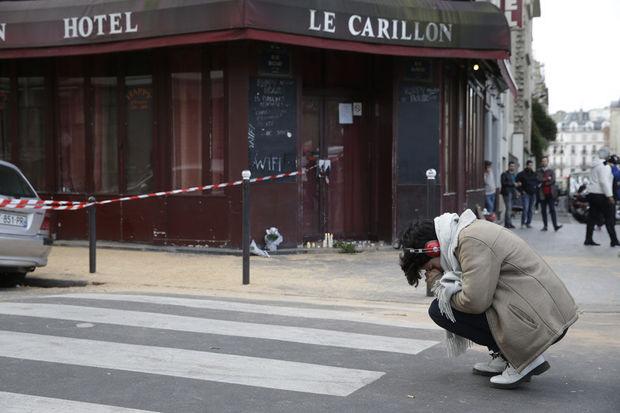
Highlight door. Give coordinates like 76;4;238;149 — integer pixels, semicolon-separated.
301;95;369;241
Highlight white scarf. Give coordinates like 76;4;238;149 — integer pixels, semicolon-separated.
432;209;477;357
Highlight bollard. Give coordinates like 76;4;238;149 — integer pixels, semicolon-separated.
88;196;96;274
425;169;437;297
242;170;251;285
426;178;431;219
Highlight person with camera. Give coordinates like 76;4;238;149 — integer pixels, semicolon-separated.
584;148;619;247
399;211;577;389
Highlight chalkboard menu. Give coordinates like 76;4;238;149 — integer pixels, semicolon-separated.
248;77;297;179
397;82;440;184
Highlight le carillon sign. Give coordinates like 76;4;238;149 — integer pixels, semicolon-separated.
0;0;509;57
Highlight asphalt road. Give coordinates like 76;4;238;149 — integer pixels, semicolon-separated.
0;216;618;412
0;290;618;413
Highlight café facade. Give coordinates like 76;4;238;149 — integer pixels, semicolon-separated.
0;0;514;248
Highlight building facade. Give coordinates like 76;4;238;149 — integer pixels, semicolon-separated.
0;0;514;247
610;99;620;155
482;0;540;190
548;110;610;182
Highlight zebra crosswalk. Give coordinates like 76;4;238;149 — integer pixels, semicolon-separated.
0;391;158;413
0;293;441;412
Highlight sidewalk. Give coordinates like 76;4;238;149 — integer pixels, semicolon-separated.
7;214;620;312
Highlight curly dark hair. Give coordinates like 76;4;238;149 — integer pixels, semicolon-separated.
399;220;437;287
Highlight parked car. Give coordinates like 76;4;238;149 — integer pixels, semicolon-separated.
0;160;53;284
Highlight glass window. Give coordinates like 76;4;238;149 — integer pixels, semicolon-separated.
171;71;202;189
0;164;36;198
210;70;225;184
92;77;118;193
17;77;46;191
125;75;153;194
57;77;86;193
0;78;11;161
465;83;484;189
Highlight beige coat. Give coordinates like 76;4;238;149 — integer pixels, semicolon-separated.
451;220;578;372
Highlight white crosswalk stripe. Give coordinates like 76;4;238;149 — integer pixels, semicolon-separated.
0;302;438;355
0;391;158;413
52;293;441;330
0;331;384;397
0;293;440;410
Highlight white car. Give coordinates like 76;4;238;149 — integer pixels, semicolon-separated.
0;160;53;284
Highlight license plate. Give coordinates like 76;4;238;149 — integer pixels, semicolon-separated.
0;212;27;228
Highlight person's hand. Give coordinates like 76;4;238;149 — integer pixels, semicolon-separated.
425;269;442;286
609;197;615;205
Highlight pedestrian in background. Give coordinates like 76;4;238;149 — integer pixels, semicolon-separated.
609;154;620;201
500;161;518;229
584;148;619;247
516;160;537;228
484;161;496;214
537;156;562;232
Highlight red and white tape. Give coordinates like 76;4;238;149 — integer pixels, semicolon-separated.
0;169;305;211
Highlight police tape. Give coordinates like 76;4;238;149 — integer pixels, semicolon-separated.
0;169;306;211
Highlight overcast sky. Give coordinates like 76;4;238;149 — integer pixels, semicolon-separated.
532;0;620;114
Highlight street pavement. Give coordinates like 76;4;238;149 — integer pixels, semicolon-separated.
0;213;618;412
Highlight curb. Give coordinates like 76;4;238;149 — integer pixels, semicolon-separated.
52;240;398;257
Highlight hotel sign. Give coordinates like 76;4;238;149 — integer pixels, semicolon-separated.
308;9;453;45
504;0;523;28
0;0;509;56
63;12;138;39
498;0;523;28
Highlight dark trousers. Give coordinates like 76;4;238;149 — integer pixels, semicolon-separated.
521;193;535;225
428;299;499;352
428;299;568;358
541;195;558;229
503;192;513;227
586;193;618;243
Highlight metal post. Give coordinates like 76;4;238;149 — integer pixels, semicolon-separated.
425;169;437;219
242;170;251;285
426;179;431;219
425;169;437;297
88;196;96;274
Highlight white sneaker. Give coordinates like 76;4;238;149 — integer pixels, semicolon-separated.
472;353;508;376
489;355;550;389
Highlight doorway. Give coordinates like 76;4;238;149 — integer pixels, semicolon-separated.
301;95;370;241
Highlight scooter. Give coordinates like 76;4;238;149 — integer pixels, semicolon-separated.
569;185;619;225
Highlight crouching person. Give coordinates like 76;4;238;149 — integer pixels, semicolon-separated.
399;209;578;389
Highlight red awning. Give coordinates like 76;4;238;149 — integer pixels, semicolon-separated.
0;0;511;59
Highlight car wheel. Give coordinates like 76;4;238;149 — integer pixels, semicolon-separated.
0;272;26;287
